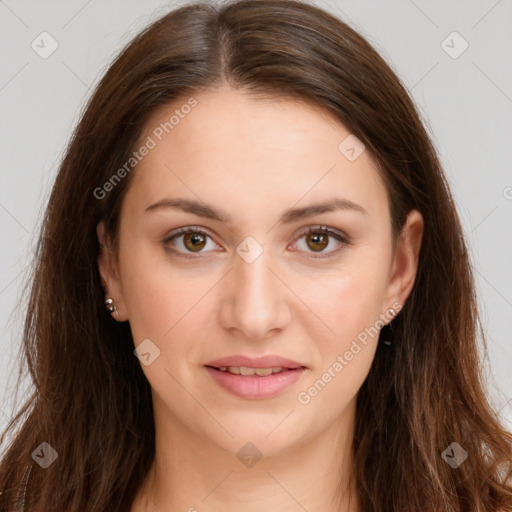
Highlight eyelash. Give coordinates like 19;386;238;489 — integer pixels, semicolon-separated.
163;225;349;260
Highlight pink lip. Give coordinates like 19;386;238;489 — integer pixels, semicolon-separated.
205;366;307;399
205;355;306;369
204;355;308;400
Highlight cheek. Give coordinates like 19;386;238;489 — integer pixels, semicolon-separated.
117;240;194;344
334;266;388;335
294;270;386;415
118;248;213;396
305;254;390;342
309;279;382;383
297;242;392;379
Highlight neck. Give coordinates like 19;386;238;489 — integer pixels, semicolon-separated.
133;397;361;512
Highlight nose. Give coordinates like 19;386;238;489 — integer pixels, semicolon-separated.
218;245;292;342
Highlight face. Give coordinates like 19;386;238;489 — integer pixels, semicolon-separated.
98;85;422;458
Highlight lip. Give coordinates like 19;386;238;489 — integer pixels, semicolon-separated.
204;354;308;400
205;355;306;369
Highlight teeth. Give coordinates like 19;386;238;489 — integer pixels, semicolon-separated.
216;366;285;376
239;366;254;376
254;368;273;376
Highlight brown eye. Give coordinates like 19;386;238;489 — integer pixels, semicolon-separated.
163;227;220;258
305;232;329;252
293;226;348;258
183;232;207;252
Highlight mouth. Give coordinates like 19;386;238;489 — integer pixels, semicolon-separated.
204;364;308;399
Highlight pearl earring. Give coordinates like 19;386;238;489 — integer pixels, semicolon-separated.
104;298;119;319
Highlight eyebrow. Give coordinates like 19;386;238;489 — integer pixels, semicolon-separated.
144;196;368;224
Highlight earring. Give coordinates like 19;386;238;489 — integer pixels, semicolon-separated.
104;298;119;319
380;325;394;347
380;307;397;347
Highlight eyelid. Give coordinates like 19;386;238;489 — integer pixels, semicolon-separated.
162;225;215;242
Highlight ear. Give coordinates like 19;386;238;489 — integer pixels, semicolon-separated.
382;209;424;317
97;220;128;321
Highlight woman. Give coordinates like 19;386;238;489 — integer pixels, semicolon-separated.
0;0;511;510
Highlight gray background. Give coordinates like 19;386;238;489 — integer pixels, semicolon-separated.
1;0;511;434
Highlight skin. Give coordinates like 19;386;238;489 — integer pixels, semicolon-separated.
97;84;423;511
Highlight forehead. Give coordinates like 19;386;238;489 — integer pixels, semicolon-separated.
125;85;388;221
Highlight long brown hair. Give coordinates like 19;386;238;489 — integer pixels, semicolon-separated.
1;1;511;510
